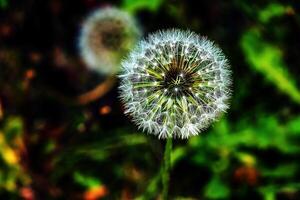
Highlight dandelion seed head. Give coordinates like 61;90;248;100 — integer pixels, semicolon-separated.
119;29;232;139
79;7;141;75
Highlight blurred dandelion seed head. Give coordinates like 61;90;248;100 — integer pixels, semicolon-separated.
79;7;141;75
119;29;232;139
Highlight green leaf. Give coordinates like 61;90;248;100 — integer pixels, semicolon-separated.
171;146;187;167
122;0;163;13
259;3;289;23
286;117;300;135
205;176;230;199
73;171;102;189
240;29;300;104
259;185;281;200
262;164;297;178
3;117;23;142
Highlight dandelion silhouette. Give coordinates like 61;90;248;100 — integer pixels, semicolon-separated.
119;29;232;139
79;7;141;75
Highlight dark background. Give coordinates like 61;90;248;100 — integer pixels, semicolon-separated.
1;0;300;199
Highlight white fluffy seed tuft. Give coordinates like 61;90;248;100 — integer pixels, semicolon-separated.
119;29;232;139
79;7;141;75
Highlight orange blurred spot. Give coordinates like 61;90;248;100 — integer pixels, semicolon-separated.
83;186;108;200
234;166;259;186
23;69;36;89
25;69;36;80
99;105;111;115
20;187;35;200
77;77;116;105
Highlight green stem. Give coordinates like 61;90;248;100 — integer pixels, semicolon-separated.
162;137;172;200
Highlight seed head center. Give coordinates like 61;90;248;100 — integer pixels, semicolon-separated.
163;68;194;97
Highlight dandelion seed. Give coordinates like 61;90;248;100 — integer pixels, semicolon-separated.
79;7;141;75
119;29;232;139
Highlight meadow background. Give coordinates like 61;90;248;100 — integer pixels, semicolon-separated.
0;0;300;199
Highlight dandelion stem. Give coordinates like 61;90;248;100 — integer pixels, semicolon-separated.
162;137;172;200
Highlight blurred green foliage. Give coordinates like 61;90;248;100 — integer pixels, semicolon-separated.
205;175;230;199
0;0;8;9
122;0;162;13
73;171;103;189
0;117;30;193
258;3;290;24
241;29;300;104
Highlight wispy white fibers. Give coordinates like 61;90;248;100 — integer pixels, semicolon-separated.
79;7;141;75
119;29;232;139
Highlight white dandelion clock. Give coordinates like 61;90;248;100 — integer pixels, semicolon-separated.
119;29;232;139
79;7;141;75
